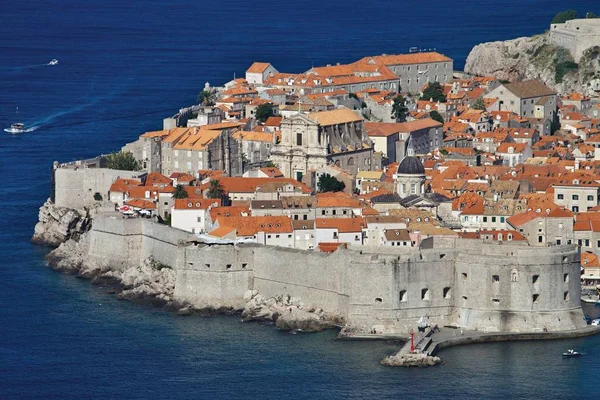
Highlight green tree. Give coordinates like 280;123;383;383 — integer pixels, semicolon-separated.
264;160;276;167
471;97;486;110
173;184;188;199
586;11;598;19
255;103;274;122
420;82;446;102
104;151;140;171
551;10;578;24
391;95;409;122
429;110;444;124
197;89;218;106
206;179;226;199
317;174;346;193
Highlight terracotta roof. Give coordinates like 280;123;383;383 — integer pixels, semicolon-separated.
308;108;362;126
264;116;282;127
246;62;271;74
318;242;347;253
316;192;362;208
503;80;555;99
124;199;156;210
316;217;366;233
507;208;573;228
215;215;292;236
173;198;221;210
384;229;411;241
232;131;273;142
354;52;452;66
496;143;528;154
207;225;236;238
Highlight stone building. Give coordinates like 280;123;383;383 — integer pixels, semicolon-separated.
270;107;376;180
486;80;558;125
550;19;600;63
352;52;454;94
553;176;600;213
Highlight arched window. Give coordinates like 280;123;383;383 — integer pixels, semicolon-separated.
347;157;355;166
334;160;341;167
511;269;519;282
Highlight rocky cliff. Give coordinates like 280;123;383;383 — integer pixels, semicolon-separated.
32;199;93;247
464;32;600;94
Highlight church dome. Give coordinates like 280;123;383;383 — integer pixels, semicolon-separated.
398;156;424;175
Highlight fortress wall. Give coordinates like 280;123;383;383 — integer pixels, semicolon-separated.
85;216;587;333
346;250;456;334
54;167;142;209
88;217;188;272
174;244;254;308
251;246;350;313
453;247;586;332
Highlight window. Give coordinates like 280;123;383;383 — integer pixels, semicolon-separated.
483;217;488;222
411;183;417;194
511;269;518;282
322;210;326;215
226;264;232;269
532;275;539;284
564;273;569;283
557;194;564;200
375;297;382;303
296;133;303;146
564;291;569;301
572;195;579;201
303;215;307;220
462;272;468;280
421;288;430;301
333;232;338;239
242;263;247;269
443;287;451;299
492;298;500;304
399;290;407;302
538;235;543;243
500;217;505;223
556;239;562;245
492;275;500;283
572;206;579;212
532;294;539;303
332;210;336;215
205;263;210;268
492;217;496;223
267;235;271;239
586;239;590;247
588;195;594;201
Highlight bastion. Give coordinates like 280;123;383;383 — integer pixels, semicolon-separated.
85;214;588;335
550;18;600;63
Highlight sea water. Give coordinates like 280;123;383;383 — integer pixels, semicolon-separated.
1;0;599;398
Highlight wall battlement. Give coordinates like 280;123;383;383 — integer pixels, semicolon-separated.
86;215;587;334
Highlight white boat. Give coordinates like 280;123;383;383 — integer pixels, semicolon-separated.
562;349;584;357
4;123;25;134
48;59;58;66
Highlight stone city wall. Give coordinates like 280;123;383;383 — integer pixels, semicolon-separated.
84;215;588;334
53;167;143;209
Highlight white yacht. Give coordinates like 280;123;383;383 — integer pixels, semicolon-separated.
4;123;25;134
48;59;58;66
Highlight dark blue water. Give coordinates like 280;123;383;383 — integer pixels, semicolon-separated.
1;0;599;398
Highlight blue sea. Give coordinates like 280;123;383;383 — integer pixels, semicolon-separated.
1;0;599;398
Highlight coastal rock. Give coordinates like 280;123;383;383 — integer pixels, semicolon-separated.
464;32;600;95
241;292;342;332
381;352;442;367
32;199;93;247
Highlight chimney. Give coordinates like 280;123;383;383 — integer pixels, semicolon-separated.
194;126;198;135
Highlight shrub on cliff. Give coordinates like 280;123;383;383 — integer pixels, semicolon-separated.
104;151;140;171
317;174;345;193
551;10;578;24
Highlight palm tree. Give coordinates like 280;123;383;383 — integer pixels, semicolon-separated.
206;179;226;199
173;184;188;199
197;89;218;106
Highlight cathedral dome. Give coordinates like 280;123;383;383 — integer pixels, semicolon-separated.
398;156;424;175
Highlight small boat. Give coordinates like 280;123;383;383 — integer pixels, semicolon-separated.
4;123;25;134
409;47;419;53
562;349;584;357
48;59;58;66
